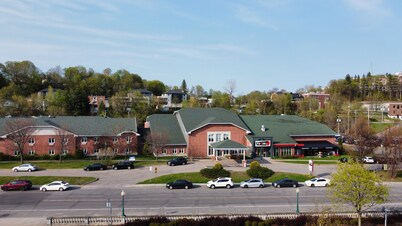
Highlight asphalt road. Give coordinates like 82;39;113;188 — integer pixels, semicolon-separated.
0;159;400;226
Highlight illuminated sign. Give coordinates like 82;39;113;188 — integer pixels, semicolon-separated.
255;140;271;147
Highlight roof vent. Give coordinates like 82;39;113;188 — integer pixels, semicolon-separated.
261;125;265;132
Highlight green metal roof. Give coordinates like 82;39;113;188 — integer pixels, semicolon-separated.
210;139;248;149
240;115;336;144
175;108;250;133
147;114;186;145
0;116;138;137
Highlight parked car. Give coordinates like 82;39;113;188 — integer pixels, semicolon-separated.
207;177;234;189
112;161;134;170
167;157;187;166
304;177;331;187
84;163;107;171
12;163;38;172
166;180;193;189
40;181;70;192
362;156;375;164
1;180;32;191
240;178;265;188
272;178;298;188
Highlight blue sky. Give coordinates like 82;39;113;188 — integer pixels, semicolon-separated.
1;0;402;95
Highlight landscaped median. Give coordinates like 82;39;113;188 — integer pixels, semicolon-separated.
138;171;313;184
274;155;349;165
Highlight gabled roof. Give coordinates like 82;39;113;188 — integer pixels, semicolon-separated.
166;89;186;94
241;115;336;144
210;139;248;150
147;114;186;145
0;116;138;137
175;108;250;134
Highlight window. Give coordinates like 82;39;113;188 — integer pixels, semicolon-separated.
94;137;99;143
113;137;118;143
62;149;68;155
81;137;88;144
180;148;185;154
216;134;222;142
126;136;132;144
14;150;20;156
63;138;69;144
162;149;167;154
94;149;99;153
208;147;213;156
28;138;35;146
113;148;118;154
208;134;214;142
48;137;55;145
83;148;87;155
28;149;35;155
173;148;177;154
48;149;55;155
223;134;229;140
125;148;130;154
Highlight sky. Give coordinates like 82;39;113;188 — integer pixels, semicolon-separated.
1;0;402;95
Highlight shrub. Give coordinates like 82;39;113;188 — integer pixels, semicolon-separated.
249;161;260;170
213;162;223;170
200;164;230;179
246;166;274;179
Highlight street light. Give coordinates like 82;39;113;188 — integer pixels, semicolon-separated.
121;190;126;217
383;207;389;226
296;188;300;214
336;118;342;134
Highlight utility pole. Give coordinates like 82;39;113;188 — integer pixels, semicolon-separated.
347;104;350;134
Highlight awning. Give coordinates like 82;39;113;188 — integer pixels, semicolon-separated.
298;141;338;150
210;139;249;150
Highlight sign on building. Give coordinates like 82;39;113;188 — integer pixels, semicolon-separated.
255;140;271;147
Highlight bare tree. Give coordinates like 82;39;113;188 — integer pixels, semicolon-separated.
146;130;169;162
55;125;73;163
350;116;378;161
4;118;35;163
381;124;402;178
224;80;237;103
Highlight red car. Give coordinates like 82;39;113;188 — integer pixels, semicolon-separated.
1;180;32;191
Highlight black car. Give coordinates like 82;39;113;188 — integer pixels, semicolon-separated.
84;163;107;171
112;161;134;170
166;180;193;189
272;178;299;188
167;157;187;166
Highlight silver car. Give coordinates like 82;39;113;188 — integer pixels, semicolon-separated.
240;178;265;188
12;164;38;172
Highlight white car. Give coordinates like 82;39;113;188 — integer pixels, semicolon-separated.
207;177;234;189
362;156;375;164
304;178;330;187
40;181;70;192
12;164;38;172
240;178;265;188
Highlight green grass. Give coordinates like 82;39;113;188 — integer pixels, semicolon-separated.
0;176;97;185
377;171;402;182
0;159;167;169
138;171;313;184
276;160;337;165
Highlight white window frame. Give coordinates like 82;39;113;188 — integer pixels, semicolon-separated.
28;138;35;146
179;148;185;154
48;137;55;146
28;149;35;155
162;149;167;154
94;137;99;144
48;149;55;155
126;136;132;144
81;137;88;144
83;148;88;155
62;149;68;155
113;137;118;144
113;148;118;154
206;132;230;156
173;148;177;154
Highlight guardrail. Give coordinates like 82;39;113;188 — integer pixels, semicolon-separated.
46;211;394;225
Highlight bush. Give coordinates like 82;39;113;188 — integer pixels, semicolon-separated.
200;164;230;179
246;166;274;179
249;161;260;170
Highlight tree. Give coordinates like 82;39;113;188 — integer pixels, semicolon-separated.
181;79;188;94
55;125;73;163
145;80;165;96
350;117;378;161
4;118;34;163
146;130;168;162
329;162;389;226
381;124;402;178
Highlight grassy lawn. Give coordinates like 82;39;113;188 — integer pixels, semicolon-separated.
138;171;313;184
0;176;97;185
276;160;337;165
377;171;402;182
0;159;167;169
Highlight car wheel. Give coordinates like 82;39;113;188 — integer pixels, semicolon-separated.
169;186;173;190
325;184;328;187
42;188;47;192
259;184;264;188
14;169;18;172
210;185;215;189
28;169;32;172
170;163;174;166
100;168;103;171
85;168;90;171
244;185;248;188
4;187;9;191
182;162;186;165
114;167;118;170
276;184;281;188
20;186;25;191
293;184;297;188
226;184;231;189
128;166;131;170
185;185;189;189
59;187;64;191
311;184;315;187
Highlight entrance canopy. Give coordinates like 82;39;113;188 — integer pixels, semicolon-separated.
210;139;248;150
298;141;338;150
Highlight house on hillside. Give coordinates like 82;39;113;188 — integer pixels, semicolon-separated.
0;116;139;157
156;90;187;111
145;108;338;158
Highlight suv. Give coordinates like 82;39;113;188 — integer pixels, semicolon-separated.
112;161;134;170
207;177;234;189
1;180;32;191
167;157;187;166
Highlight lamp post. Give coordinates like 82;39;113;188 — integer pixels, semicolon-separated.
336;118;341;134
383;207;389;226
296;188;300;214
121;190;126;217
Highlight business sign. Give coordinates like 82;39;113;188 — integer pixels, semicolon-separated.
255;140;271;147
